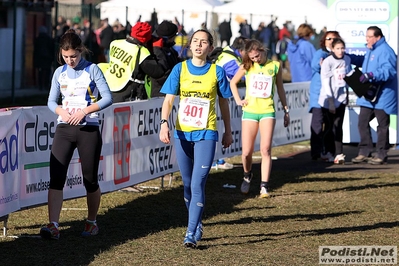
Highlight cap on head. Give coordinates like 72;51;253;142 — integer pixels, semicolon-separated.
156;20;178;38
131;22;152;44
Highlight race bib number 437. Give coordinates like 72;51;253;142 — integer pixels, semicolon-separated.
249;74;272;98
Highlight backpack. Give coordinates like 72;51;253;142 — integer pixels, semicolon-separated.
209;47;240;63
276;38;290;61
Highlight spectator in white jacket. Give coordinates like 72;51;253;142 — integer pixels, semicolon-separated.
318;38;352;164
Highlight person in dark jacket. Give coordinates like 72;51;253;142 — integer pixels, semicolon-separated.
218;19;232;46
99;18;114;62
150;20;181;98
33;26;54;90
238;20;253;39
81;20;101;64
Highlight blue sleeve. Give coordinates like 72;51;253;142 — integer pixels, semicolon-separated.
223;60;240;80
216;65;232;98
372;45;397;83
47;66;64;114
160;62;182;95
311;49;324;73
301;42;316;65
90;64;112;109
345;56;353;74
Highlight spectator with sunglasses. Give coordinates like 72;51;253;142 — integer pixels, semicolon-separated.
349;26;397;165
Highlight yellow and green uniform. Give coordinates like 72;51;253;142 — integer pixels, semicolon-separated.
243;60;280;114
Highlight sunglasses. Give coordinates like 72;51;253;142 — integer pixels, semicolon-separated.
325;37;336;41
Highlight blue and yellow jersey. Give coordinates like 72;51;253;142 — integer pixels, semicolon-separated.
161;59;232;141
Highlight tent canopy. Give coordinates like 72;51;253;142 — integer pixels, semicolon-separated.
100;0;223;12
97;0;223;29
98;0;224;32
213;0;329;31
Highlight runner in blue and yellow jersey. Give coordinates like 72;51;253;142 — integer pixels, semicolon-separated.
230;39;290;198
40;29;112;240
159;29;233;249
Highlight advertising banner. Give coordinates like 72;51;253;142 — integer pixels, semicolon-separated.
1;82;311;217
0;109;22;217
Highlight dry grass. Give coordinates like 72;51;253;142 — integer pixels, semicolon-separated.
1;142;399;265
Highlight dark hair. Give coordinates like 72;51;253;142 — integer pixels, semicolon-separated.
367;26;383;37
57;29;89;64
319;30;341;49
241;39;267;70
188;29;214;46
231;36;248;51
332;38;345;48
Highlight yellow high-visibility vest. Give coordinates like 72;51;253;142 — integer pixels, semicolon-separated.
103;39;150;92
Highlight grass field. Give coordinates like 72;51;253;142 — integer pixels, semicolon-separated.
1;142;398;266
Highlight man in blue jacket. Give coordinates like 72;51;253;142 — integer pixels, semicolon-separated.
349;26;397;165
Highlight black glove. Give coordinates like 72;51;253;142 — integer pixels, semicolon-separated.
359;72;374;83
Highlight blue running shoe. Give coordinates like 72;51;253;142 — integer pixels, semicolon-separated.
183;232;197;248
194;223;203;242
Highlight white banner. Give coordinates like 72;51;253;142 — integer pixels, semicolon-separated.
1;82;312;217
0;109;22;217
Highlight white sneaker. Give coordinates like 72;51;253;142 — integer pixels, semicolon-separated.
217;162;234;170
259;186;270;198
211;159;234;170
320;152;334;162
334;154;346;164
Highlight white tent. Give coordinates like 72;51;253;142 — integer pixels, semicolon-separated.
98;0;224;33
213;0;330;42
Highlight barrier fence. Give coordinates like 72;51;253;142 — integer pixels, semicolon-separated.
0;83;312;234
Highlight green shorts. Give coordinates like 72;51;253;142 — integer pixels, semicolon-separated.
242;111;275;122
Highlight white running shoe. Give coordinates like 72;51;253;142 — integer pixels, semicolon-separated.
259;186;270;198
211;159;234;170
320;152;334;163
334;154;346;164
216;162;234;170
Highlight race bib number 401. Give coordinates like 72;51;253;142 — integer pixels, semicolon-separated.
178;97;210;128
